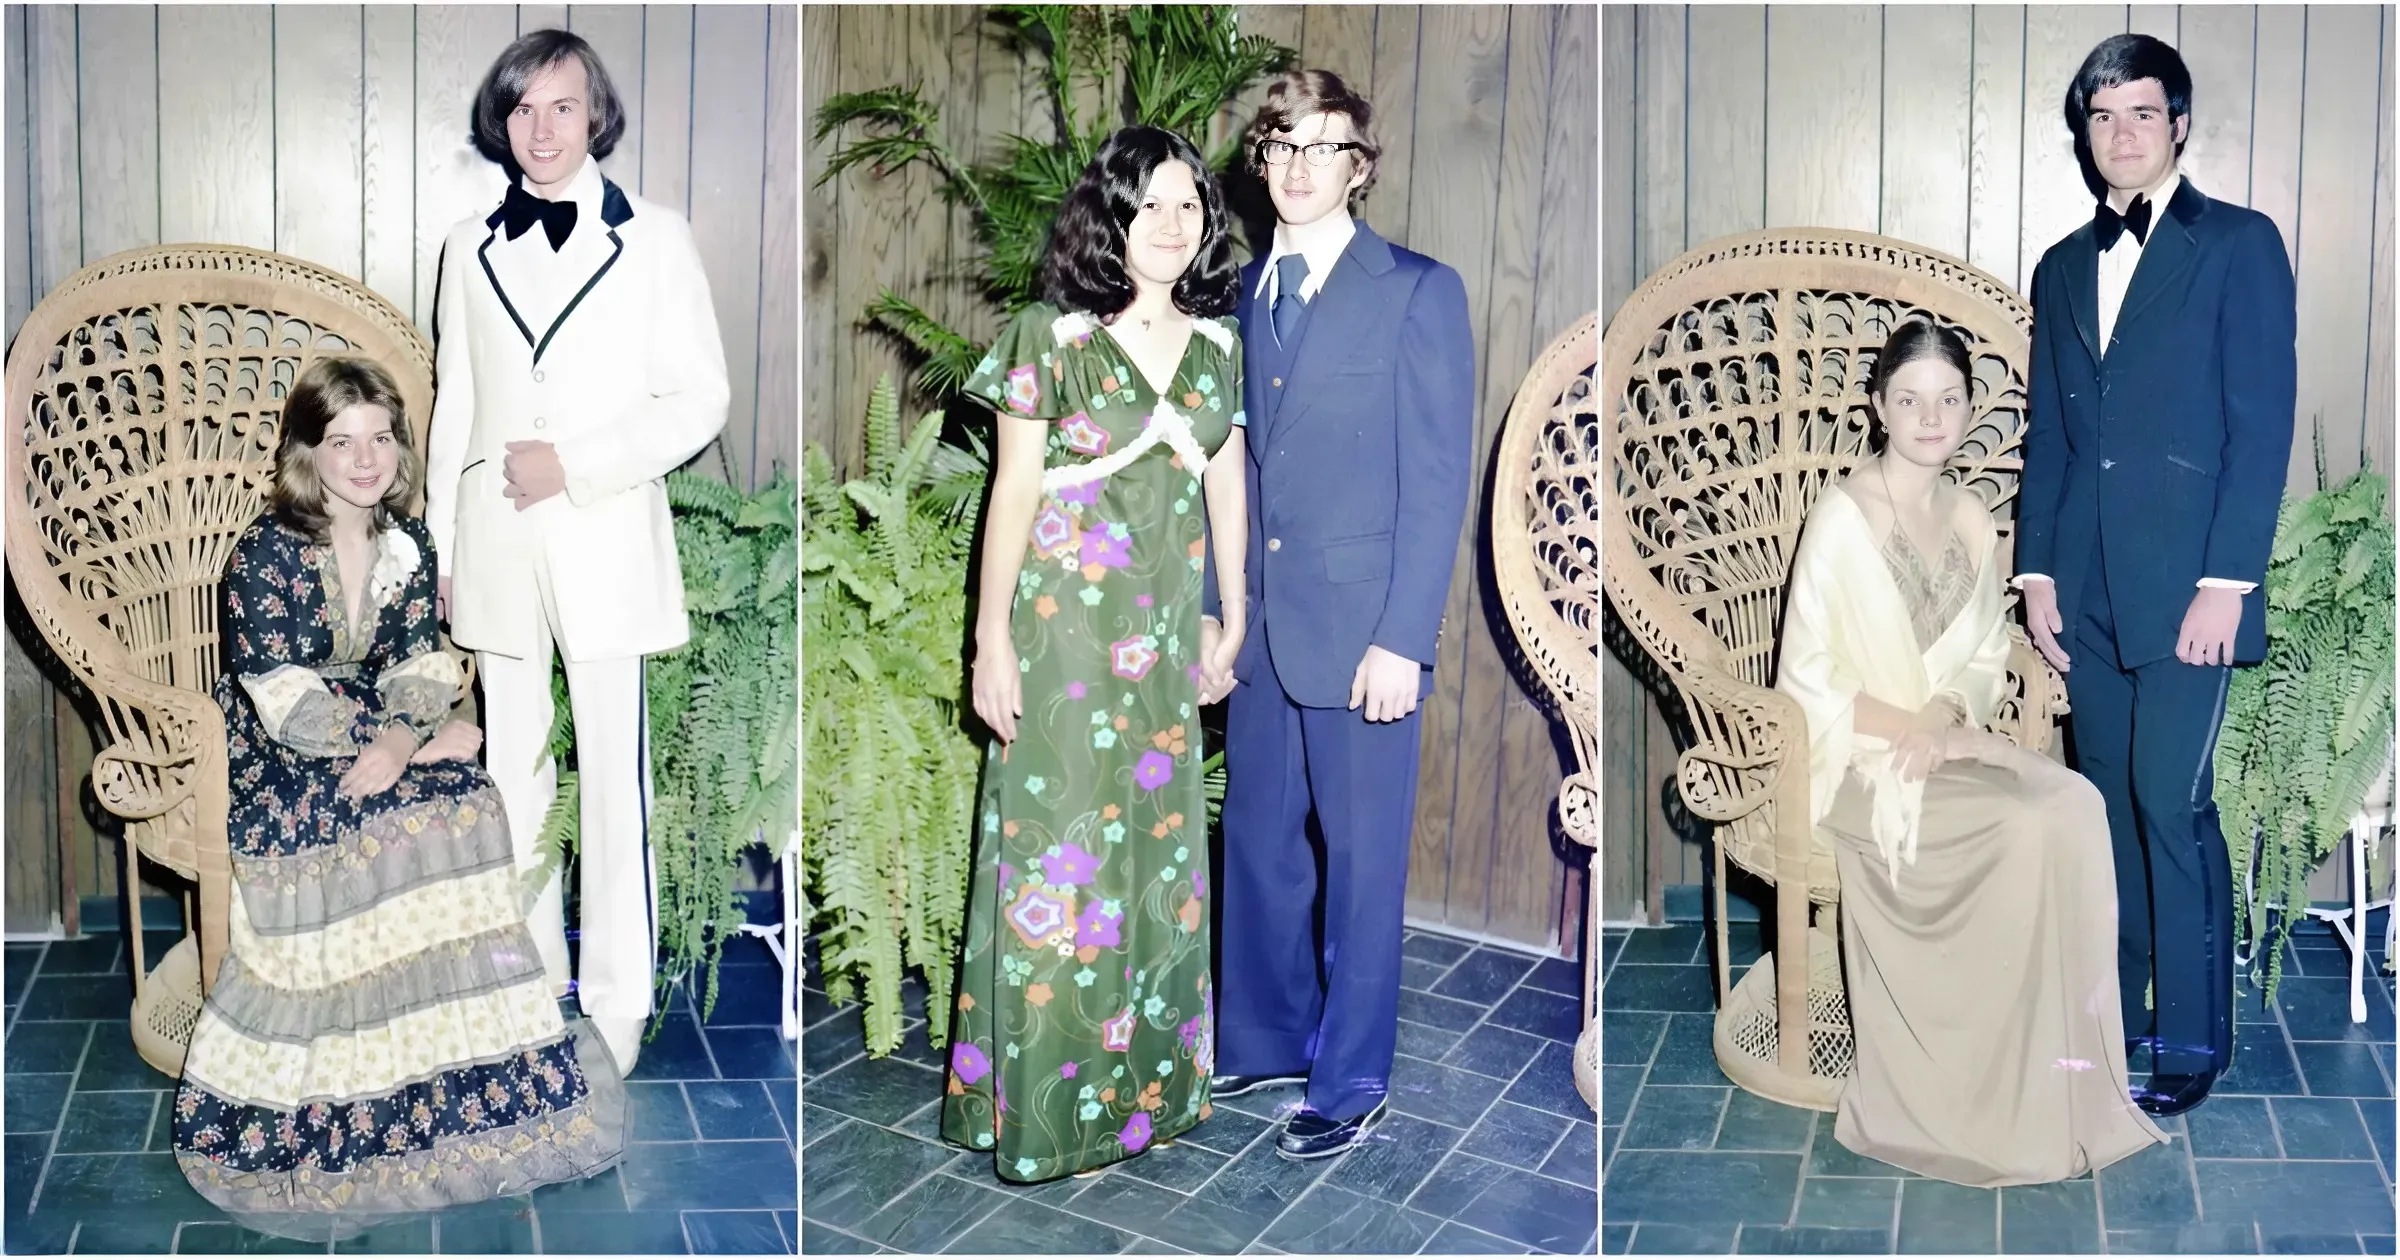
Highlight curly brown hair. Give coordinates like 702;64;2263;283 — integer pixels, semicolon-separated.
1241;69;1381;202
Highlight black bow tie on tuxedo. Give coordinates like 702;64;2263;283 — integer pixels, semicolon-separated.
500;183;578;252
2094;194;2154;251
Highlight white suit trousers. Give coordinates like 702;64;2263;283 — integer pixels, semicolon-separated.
477;550;660;1023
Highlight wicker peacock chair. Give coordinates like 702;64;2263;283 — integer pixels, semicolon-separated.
1599;229;2067;1111
1491;311;1600;1112
4;244;450;1077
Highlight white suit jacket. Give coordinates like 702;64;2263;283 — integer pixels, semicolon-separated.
425;160;729;663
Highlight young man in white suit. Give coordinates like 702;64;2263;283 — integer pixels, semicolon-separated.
425;30;729;1073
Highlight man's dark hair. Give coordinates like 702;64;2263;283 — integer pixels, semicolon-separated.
2065;34;2193;195
1039;126;1240;321
470;29;628;174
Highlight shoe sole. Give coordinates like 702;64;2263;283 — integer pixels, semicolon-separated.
1211;1075;1306;1099
1275;1105;1389;1161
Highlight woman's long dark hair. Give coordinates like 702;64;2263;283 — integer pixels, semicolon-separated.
1039;126;1240;320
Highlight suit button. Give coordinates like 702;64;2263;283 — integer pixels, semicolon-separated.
1272;377;1283;387
533;369;545;383
1267;538;1282;552
535;417;548;430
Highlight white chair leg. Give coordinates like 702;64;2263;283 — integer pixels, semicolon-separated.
2351;817;2370;1025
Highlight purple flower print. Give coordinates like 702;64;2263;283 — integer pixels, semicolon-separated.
1077;900;1124;949
1066;681;1088;700
1060;1061;1079;1079
1059;413;1111;456
1120;1112;1154;1153
1193;871;1207;899
1179;1016;1202;1052
1133;750;1175;792
1136;594;1153;608
1029;504;1078;557
1056;480;1101;506
1041;842;1101;887
953;1042;991;1086
1080;527;1132;570
1004;365;1041;416
1005;884;1077;948
1103;1006;1138;1052
1112;637;1159;681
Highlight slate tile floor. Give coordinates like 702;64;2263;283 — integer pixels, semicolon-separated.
1;931;797;1254
1602;915;2396;1254
799;929;1599;1254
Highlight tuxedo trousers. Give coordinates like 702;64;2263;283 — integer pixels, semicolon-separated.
1217;631;1421;1123
476;543;660;1024
2066;547;2236;1078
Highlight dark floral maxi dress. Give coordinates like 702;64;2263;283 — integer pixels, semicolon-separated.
173;513;624;1240
942;303;1240;1181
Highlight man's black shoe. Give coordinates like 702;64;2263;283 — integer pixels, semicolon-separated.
1275;1098;1389;1160
1209;1073;1305;1099
2135;1070;2215;1117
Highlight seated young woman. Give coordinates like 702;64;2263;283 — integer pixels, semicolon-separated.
1776;319;2167;1187
173;356;625;1241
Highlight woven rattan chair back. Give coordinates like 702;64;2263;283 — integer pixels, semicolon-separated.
1491;311;1600;1112
1600;229;2063;1110
4;244;433;1073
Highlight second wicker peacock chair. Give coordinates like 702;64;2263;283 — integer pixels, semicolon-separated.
1599;229;2067;1111
4;244;449;1077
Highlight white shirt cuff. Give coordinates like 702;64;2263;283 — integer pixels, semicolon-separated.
2011;573;2054;589
2197;578;2257;593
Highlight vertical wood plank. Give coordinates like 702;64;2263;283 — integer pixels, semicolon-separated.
934;5;985;368
1764;5;1881;233
27;3;79;291
363;5;417;318
274;4;366;279
4;626;61;934
1686;5;1765;247
2127;5;2179;43
1880;5;1973;257
2178;5;2256;207
414;5;519;340
1366;6;1421;248
76;4;158;264
159;5;274;250
2251;7;2306;267
2019;6;2128;292
517;5;566;36
801;3;839;469
6;3;31;337
1300;4;1376;86
1643;687;1679;921
1601;655;1647;920
2367;9;2396;482
2291;4;2380;490
640;6;695;214
1603;3;1637;317
829;6;909;477
753;3;798;489
690;4;769;490
1400;2;1510;926
1635;5;1684;272
1968;5;2027;284
569;5;649;195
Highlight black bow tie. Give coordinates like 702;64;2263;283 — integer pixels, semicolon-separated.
2095;194;2154;251
500;183;578;252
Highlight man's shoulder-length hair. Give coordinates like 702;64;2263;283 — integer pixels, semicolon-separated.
1242;68;1382;196
470;29;630;172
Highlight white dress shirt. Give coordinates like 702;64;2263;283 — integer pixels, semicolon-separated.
1255;212;1357;306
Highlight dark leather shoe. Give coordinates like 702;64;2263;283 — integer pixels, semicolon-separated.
1209;1072;1305;1099
1275;1098;1388;1160
2135;1070;2216;1117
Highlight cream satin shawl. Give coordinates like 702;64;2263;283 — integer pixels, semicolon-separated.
1775;483;2012;879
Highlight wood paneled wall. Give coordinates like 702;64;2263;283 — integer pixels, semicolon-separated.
1601;4;2397;919
807;5;1599;953
3;4;798;918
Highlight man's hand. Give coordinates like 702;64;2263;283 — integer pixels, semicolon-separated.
502;440;566;511
1349;644;1421;723
409;720;483;764
437;576;452;623
2177;585;2244;667
2021;576;2071;673
1198;615;1243;706
340;724;421;800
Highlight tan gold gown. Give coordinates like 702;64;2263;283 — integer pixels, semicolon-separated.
1781;484;2166;1187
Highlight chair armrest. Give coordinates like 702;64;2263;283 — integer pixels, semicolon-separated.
85;661;227;826
1990;625;2066;756
1673;657;1807;825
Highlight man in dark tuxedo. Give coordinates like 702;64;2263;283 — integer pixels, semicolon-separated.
2016;33;2296;1118
1199;70;1474;1158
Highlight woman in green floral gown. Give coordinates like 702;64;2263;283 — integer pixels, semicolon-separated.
944;126;1249;1182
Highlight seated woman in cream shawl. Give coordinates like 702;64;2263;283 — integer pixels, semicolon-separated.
1777;319;2166;1187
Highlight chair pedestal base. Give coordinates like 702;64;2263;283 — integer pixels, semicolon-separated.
1713;926;1852;1114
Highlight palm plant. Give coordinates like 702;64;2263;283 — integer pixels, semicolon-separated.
813;4;1294;401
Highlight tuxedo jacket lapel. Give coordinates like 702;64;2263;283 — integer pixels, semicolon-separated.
2114;180;2208;343
477;178;637;366
2066;229;2103;367
1266;226;1397;445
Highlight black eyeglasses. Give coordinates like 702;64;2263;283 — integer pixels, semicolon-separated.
1258;140;1365;168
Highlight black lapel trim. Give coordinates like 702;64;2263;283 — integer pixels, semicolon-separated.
2065;227;2103;367
2114;181;2209;344
475;176;640;366
533;230;625;365
476;228;540;355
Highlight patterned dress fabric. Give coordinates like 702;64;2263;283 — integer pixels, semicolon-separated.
174;513;625;1240
942;304;1239;1181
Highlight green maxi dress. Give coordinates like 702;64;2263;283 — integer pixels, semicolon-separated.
943;302;1240;1182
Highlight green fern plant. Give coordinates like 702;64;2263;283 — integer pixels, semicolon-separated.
814;4;1293;401
530;468;800;1025
801;377;985;1055
2216;455;2396;1004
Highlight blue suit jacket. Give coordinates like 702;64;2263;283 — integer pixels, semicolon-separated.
1202;222;1476;709
2018;179;2296;668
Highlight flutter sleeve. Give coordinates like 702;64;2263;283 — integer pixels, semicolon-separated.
963;303;1093;423
221;522;365;758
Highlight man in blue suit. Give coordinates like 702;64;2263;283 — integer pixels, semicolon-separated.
2018;34;2296;1118
1198;69;1475;1160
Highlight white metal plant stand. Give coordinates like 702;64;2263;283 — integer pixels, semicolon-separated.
733;830;800;1041
2302;752;2395;1024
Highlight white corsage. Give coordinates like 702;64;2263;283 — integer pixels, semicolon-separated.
1191;317;1234;355
368;528;422;605
1052;310;1101;347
